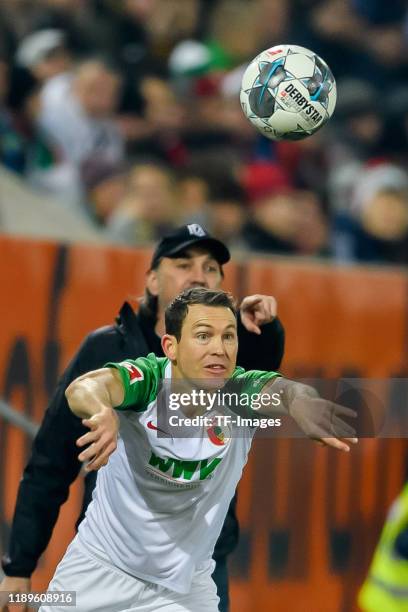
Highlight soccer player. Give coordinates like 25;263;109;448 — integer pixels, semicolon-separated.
0;225;284;612
39;287;357;612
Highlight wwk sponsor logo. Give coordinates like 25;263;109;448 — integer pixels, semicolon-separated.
147;450;222;482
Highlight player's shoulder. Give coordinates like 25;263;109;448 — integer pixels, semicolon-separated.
147;353;168;366
107;353;169;409
230;366;280;389
134;352;169;375
114;353;169;380
231;366;246;379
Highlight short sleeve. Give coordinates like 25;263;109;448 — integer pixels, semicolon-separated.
234;368;281;395
228;367;281;417
104;355;160;411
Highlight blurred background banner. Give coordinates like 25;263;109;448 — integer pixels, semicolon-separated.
0;235;407;612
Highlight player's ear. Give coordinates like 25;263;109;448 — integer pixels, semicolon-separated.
146;269;159;297
162;334;177;361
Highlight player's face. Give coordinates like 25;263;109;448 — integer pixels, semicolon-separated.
147;247;223;311
171;304;238;386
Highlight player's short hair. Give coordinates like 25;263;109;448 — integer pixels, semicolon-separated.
165;287;236;340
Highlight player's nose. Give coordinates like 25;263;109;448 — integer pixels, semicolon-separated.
210;336;227;355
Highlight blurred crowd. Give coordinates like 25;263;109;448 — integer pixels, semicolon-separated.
1;0;408;265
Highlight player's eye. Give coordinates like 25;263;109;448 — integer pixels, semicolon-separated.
224;333;236;341
196;333;209;341
176;262;190;269
205;263;219;273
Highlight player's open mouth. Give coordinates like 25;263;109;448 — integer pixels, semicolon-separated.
204;365;227;374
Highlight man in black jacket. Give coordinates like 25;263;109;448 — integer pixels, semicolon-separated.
0;224;284;612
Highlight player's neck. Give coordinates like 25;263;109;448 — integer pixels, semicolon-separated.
169;368;220;417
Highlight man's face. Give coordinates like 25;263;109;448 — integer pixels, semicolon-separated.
147;247;223;311
75;66;120;118
170;304;238;384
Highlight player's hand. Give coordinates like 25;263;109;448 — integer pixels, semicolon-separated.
239;295;277;334
76;407;119;471
0;576;31;612
288;396;358;452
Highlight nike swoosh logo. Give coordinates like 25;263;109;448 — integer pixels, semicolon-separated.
147;421;168;435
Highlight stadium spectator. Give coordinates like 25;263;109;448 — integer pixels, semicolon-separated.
23;58;123;207
327;78;386;213
38;58;123;168
15;29;72;83
107;161;180;244
333;164;408;264
205;176;248;249
291;190;330;256
81;158;128;226
244;191;304;255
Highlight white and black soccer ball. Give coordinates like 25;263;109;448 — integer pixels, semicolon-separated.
240;44;337;141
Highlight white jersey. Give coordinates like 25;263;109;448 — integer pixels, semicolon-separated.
77;354;278;593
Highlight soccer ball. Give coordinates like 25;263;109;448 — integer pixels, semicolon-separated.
240;44;337;141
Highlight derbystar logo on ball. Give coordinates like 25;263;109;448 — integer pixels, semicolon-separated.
279;83;323;124
240;44;337;141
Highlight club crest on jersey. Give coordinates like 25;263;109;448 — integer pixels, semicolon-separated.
121;361;144;384
206;417;231;446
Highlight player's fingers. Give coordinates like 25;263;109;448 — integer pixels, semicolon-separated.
80;432;116;462
331;416;357;438
78;443;97;462
80;436;105;461
76;430;99;447
313;439;326;446
332;404;357;419
78;436;105;462
82;417;98;430
85;455;105;471
85;442;117;471
320;437;352;452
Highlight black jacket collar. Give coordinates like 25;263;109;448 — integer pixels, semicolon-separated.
115;301;151;355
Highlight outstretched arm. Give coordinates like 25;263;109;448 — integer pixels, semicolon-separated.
259;377;358;453
66;368;124;471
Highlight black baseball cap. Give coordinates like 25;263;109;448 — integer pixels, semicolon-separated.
150;224;230;269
